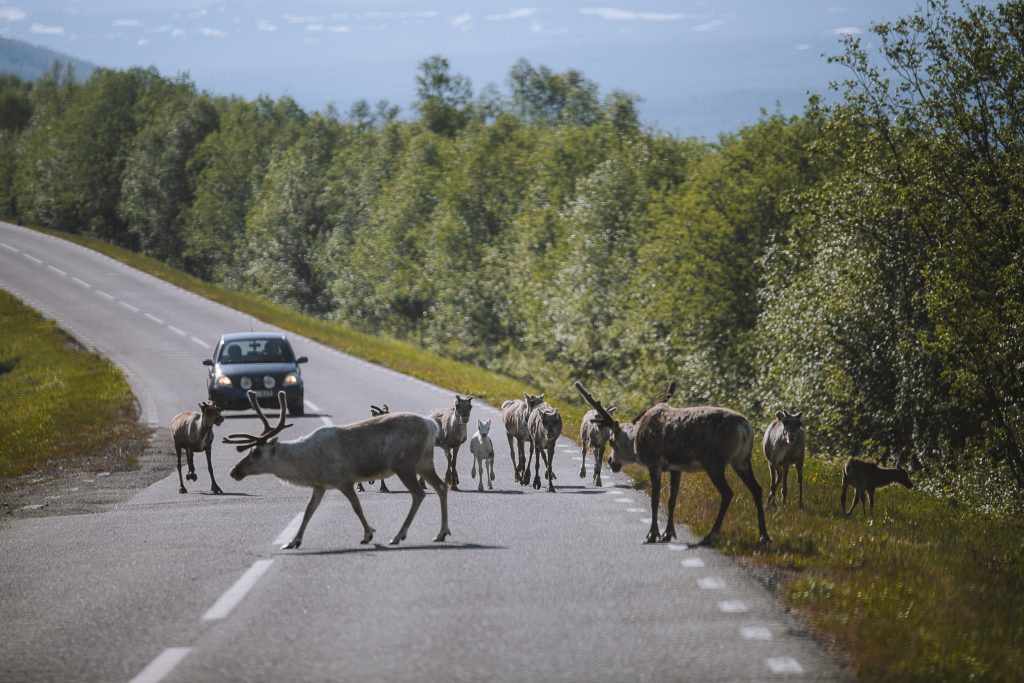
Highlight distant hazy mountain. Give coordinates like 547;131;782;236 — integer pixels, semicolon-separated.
0;36;96;82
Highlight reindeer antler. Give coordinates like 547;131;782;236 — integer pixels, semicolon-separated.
659;381;676;404
574;381;619;429
222;390;293;451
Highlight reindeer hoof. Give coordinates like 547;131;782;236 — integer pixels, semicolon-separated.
357;483;365;492
594;476;602;487
281;539;301;550
760;533;772;545
211;487;223;495
478;483;484;491
361;530;375;545
389;534;404;546
644;530;660;544
186;472;197;482
658;529;677;543
579;468;586;478
179;486;187;494
434;528;451;542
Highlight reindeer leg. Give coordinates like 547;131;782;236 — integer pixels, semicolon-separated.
391;469;426;545
339;484;376;544
477;455;484;491
781;463;790;506
418;463;450;542
185;447;198;482
593;443;604;487
175;446;188;494
699;465;734;546
841;477;851;515
283;487;326;549
580;441;588;479
796;461;804;510
868;489;875;516
734;462;770;544
659;470;681;542
507;434;518;482
644;465;663;543
766;463;777;506
532;441;542;490
517;438;528;485
204;446;223;494
451;445;461;487
545;444;555;492
487;458;494;489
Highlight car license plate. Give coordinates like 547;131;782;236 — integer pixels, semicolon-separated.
254;390;274;398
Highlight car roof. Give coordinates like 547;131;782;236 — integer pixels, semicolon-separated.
219;332;289;343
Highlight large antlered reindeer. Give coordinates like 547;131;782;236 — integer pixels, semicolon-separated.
574;381;770;546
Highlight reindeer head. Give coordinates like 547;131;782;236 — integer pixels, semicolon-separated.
199;400;225;426
895;465;914;489
454;394;474;424
225;391;293;480
575;382;639;472
775;410;803;442
477;418;491;436
525;393;545;411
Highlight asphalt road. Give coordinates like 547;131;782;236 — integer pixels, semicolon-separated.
0;221;848;682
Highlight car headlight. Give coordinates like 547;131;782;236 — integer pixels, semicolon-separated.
216;375;233;388
283;372;299;386
239;376;252;390
263;376;276;389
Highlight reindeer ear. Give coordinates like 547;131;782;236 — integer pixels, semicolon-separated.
793;412;802;420
776;410;786;421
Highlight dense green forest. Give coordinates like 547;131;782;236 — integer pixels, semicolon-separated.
1;1;1021;507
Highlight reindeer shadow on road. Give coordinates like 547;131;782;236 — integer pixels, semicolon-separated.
287;542;508;557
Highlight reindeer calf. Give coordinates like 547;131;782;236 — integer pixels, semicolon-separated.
841;458;913;516
763;410;805;508
358;404;391;493
580;406;616;487
171;400;225;494
469;419;496;491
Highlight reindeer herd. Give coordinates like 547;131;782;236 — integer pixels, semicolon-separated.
169;378;913;549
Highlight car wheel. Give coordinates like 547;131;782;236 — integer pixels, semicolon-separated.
289;399;305;416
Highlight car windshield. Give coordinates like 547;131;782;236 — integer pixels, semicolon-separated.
218;339;294;364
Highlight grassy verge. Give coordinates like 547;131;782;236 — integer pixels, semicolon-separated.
21;225;1024;680
627;456;1024;681
0;289;143;478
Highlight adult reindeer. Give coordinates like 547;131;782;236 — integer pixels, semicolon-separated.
575;381;770;546
226;390;449;548
502;392;545;484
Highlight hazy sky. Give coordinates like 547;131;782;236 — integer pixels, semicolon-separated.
0;1;978;138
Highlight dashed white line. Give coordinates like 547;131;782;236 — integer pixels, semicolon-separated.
741;626;772;640
23;253;42;264
201;559;274;621
128;647;192;683
96;290;114;300
47;265;67;276
72;277;90;288
614;497;632;503
119;301;139;313
681;557;704;568
274;513;304;547
766;657;803;674
144;312;164;324
191;336;207;348
666;543;690;551
698;577;725;590
627;507;645;512
1;242;17;252
719;600;749;613
641;517;653;524
168;325;186;336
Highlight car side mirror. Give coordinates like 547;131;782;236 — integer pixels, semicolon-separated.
202;359;214;366
296;356;308;364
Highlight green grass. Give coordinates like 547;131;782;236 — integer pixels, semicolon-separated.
0;289;142;478
16;225;1024;681
628;456;1024;681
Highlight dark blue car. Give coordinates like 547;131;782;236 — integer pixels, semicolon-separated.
204;332;308;416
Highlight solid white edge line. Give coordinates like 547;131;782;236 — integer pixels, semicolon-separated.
128;647;192;683
274;513;304;547
201;559;274;621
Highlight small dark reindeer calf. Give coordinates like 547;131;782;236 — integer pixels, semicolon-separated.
171;400;225;494
576;381;770;546
841;458;913;516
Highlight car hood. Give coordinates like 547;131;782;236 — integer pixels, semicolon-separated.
216;362;298;376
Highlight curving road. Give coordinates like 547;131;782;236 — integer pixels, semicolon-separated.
0;221;846;682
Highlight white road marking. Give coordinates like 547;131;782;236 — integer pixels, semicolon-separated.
666;543;689;551
627;507;645;512
128;647;192;683
766;657;803;674
72;277;90;288
201;559;274;621
274;513;305;547
681;557;704;568
641;517;653;524
168;325;186;336
96;289;114;300
119;301;139;313
191;336;207;348
604;489;622;495
1;242;17;252
47;265;67;276
23;253;42;264
698;577;725;589
741;626;772;640
614;497;632;503
719;600;749;613
145;312;164;324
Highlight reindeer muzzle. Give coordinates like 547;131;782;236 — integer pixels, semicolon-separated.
229;465;246;481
